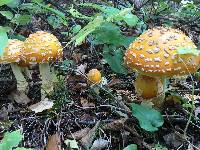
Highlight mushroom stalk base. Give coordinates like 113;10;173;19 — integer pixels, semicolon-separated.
135;74;166;108
10;63;28;92
39;63;57;99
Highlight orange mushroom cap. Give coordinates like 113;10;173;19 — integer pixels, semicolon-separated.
124;27;200;77
0;39;24;63
87;69;102;84
23;31;63;64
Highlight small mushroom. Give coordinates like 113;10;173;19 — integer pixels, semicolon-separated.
87;69;102;84
124;27;200;107
1;39;28;92
23;31;63;99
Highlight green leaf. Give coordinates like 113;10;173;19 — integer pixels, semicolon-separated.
20;3;45;14
36;3;67;23
0;0;14;6
0;26;12;32
11;14;32;25
91;22;132;46
47;15;61;29
6;0;20;8
31;0;43;3
106;7;133;22
131;103;164;132
79;3;104;11
123;144;137;150
0;11;13;20
70;15;104;46
103;46;128;74
68;6;92;20
0;30;8;56
34;3;68;25
72;25;81;34
14;147;33;150
155;144;168;150
10;34;26;41
103;6;120;16
0;130;23;150
177;47;200;55
123;13;139;27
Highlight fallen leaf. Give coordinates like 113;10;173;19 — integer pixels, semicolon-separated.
90;138;109;150
67;127;91;140
80;98;95;108
102;119;126;131
46;133;61;150
163;133;183;148
29;98;54;113
72;52;82;63
64;139;79;149
81;121;101;148
75;64;87;75
184;94;200;102
108;78;122;87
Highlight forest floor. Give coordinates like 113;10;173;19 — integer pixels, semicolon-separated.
0;0;200;150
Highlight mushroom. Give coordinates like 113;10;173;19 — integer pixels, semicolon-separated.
1;39;28;92
124;27;200;106
87;69;102;84
23;31;63;99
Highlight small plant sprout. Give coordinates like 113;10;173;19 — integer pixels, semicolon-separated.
87;69;102;84
23;31;63;99
124;27;200;107
1;39;28;92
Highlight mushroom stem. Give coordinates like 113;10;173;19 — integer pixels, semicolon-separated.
21;67;32;80
39;63;57;99
135;74;166;108
10;63;28;92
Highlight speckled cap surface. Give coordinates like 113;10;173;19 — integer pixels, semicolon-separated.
124;27;200;77
0;39;24;63
23;31;63;64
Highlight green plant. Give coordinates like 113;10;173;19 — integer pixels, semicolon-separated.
123;144;137;150
131;103;164;132
66;3;140;74
0;130;32;150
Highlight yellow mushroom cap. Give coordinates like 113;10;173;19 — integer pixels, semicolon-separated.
124;27;200;77
0;39;24;63
87;69;102;84
23;31;63;64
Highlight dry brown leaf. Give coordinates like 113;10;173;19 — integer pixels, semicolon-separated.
184;94;200;102
163;132;183;148
67;127;91;140
45;133;61;150
75;64;87;75
108;78;122;87
72;52;82;63
80;98;95;108
81;121;101;148
102;119;126;131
